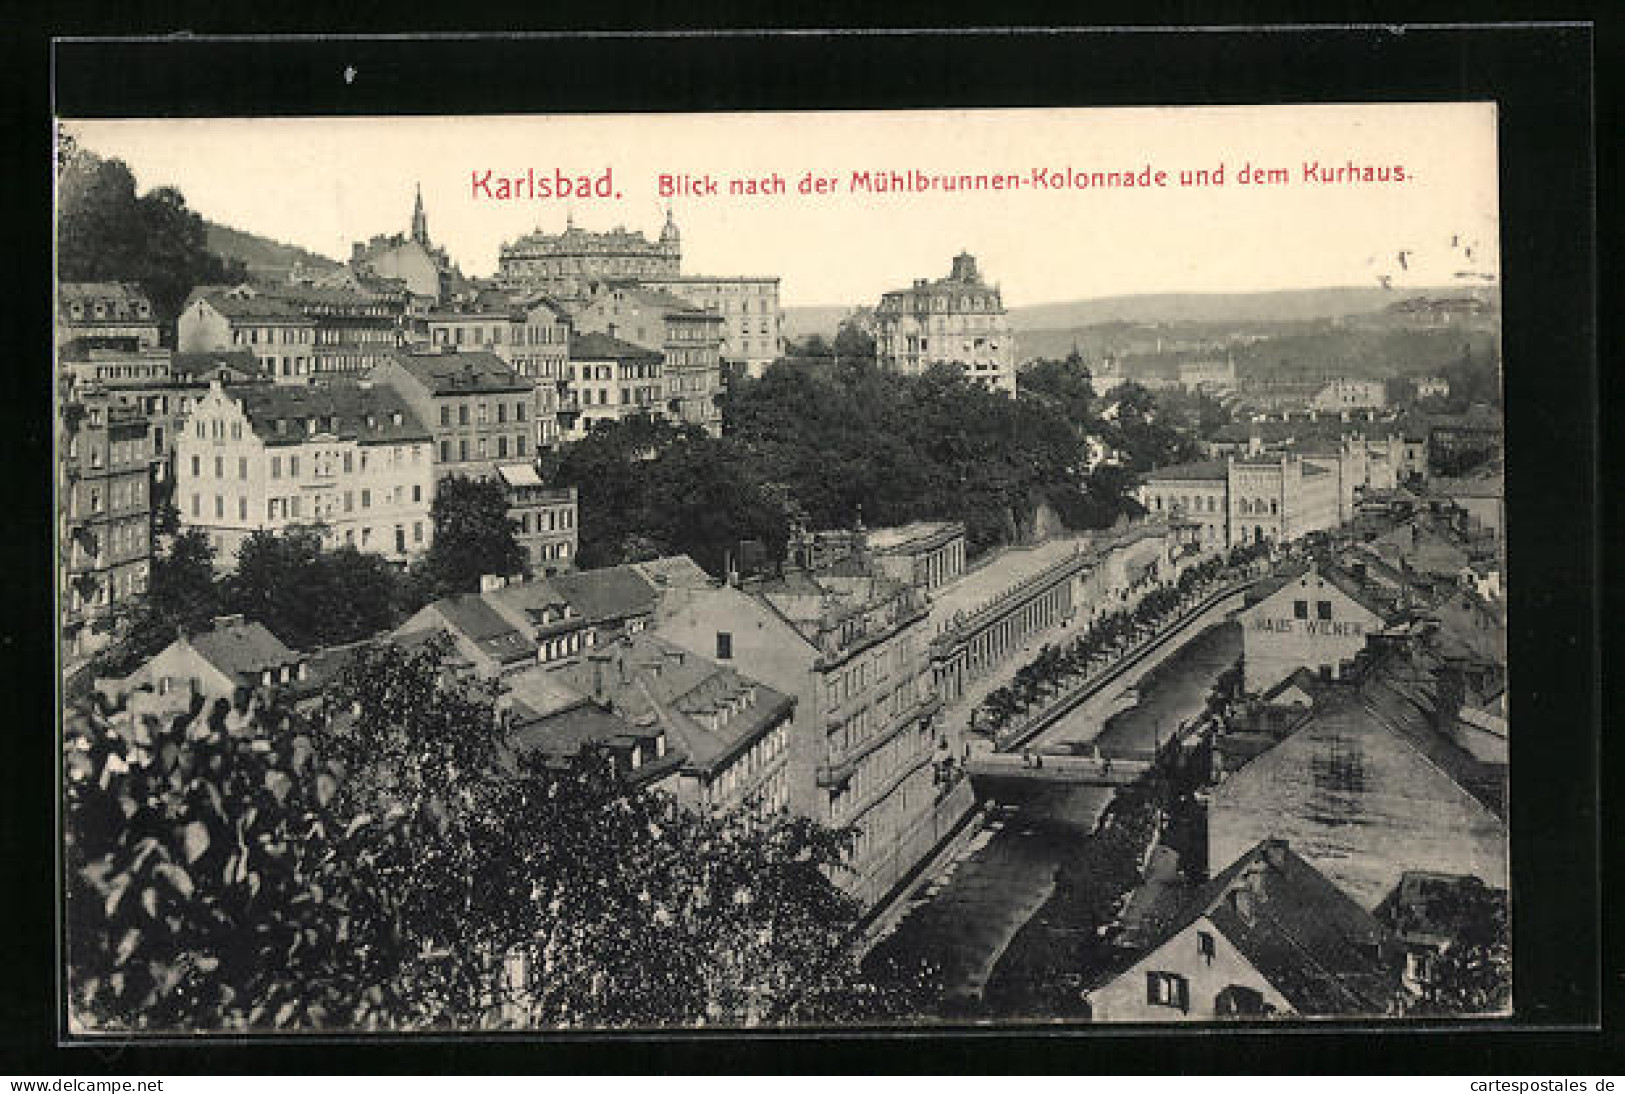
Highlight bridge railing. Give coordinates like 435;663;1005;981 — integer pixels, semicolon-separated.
987;570;1265;752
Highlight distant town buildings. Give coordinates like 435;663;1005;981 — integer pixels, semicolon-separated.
875;252;1016;395
561;332;666;440
178;285;318;382
1140;452;1342;549
1413;376;1450;400
372;347;577;573
1179;356;1238;394
1313;378;1388;412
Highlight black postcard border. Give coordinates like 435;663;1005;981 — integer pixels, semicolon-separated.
8;22;1607;1075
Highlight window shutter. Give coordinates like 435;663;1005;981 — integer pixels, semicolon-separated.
1176;975;1190;1013
1146;973;1159;1005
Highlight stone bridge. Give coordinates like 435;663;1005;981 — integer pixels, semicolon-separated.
965;750;1152;787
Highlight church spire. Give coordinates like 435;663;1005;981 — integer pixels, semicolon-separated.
411;183;428;244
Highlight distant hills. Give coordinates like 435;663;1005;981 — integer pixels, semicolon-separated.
206;221;342;280
1005;285;1497;330
784;284;1496;342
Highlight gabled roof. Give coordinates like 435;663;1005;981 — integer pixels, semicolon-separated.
547;565;660;624
1100;839;1402;1016
551;633;793;777
386;348;533;395
189;285;315;323
569;331;664;361
184;617;299;679
59;281;157;319
428;593;539;666
171;350;265;381
630;554;713;590
227;382;431;446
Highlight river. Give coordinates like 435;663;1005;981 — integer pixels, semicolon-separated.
862;620;1241;1019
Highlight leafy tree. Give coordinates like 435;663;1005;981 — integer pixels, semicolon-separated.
226;526;413;650
1020;352;1096;425
64;639;909;1031
831;319;876;360
56;143;247;331
420;475;527;596
87;529;222;677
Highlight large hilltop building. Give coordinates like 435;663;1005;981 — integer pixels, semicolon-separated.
875;252;1016;395
496;211;682;301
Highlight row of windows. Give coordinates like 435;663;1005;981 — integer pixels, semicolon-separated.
712;722;790;803
517;507;575;534
832;730;933;838
193;481;424;523
1152;493;1221;514
439;433;529;462
66;299;154;320
68;560;149;611
438;400;530;427
231;325;313;346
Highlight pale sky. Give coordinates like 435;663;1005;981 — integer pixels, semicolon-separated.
63;105;1500;309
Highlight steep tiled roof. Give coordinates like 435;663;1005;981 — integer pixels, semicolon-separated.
185;617;298;679
548;565;660;624
388;348;532;394
1098;839;1402;1016
430;594;539;666
553;633;793;776
229;382;430;446
59;282;156;319
190;286;314;323
569;331;663;361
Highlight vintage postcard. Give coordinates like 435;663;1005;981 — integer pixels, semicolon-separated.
56;103;1507;1033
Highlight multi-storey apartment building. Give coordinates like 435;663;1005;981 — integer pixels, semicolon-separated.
497;467;578;574
424;293;571;449
638;275;783;379
561;331;666;440
173;379;434;566
653;537;969;908
570;284;724;436
59;392;154;656
372;348;541;473
372;347;577;573
178;285;318;383
875;252;1016;395
57;282;162;351
496;211;681;301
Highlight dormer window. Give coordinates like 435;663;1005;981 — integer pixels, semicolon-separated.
69;302;84;319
